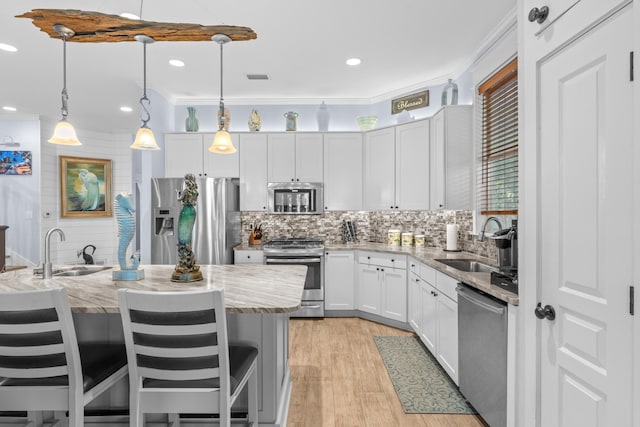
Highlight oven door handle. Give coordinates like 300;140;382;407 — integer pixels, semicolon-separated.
266;257;322;264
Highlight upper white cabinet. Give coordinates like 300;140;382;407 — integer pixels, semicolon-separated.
364;120;430;210
165;133;240;178
429;106;472;210
364;127;395;210
395;120;431;210
267;133;323;183
323;133;363;211
239;133;268;211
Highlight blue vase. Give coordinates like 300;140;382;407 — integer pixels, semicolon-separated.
185;107;199;132
441;79;459;106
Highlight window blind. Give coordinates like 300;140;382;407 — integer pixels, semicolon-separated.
477;58;518;215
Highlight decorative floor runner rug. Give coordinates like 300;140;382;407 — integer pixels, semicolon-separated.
373;335;477;414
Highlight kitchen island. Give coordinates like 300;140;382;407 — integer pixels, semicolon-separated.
0;264;306;427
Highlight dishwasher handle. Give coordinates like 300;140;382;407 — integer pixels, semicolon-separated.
456;284;506;315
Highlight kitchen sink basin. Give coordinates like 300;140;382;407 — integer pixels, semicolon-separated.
435;259;497;273
54;266;112;277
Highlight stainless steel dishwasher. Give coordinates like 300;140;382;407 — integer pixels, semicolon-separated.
457;283;507;427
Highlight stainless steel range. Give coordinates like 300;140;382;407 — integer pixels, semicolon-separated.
263;237;324;317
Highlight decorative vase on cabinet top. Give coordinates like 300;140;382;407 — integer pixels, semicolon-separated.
185;107;199;132
441;79;459;106
317;101;330;131
284;111;298;131
248;109;261;131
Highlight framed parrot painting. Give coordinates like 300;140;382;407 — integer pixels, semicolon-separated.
59;156;112;218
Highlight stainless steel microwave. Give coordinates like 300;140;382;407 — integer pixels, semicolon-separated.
268;182;323;214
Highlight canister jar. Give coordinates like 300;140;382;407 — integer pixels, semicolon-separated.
402;232;414;247
414;234;425;247
387;229;401;246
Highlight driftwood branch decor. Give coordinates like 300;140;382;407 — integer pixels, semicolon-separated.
17;9;257;43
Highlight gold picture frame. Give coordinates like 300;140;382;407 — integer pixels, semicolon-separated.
59;156;112;218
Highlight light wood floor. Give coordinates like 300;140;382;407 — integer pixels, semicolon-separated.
287;317;487;427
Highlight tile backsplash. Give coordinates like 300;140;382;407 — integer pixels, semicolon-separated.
240;210;499;262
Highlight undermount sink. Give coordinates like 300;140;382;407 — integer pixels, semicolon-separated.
435;259;497;274
54;266;112;277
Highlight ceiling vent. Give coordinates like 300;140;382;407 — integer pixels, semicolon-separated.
246;74;270;80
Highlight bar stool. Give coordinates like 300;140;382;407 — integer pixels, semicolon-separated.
0;288;128;426
118;288;258;427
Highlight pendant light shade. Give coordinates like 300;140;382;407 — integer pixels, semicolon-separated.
49;119;81;146
131;126;159;150
209;130;236;154
208;34;236;154
130;34;160;150
49;24;81;146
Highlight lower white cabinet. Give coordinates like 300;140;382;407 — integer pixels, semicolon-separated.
234;249;264;264
411;259;459;385
408;270;422;332
357;252;407;322
325;251;355;310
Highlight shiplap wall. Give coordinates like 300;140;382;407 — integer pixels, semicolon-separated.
39;120;132;266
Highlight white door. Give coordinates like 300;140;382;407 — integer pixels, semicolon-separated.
323;133;363;211
381;267;407;322
435;293;458;385
325;251;355;310
295;134;324;182
395;120;430;210
420;281;437;354
538;8;633;426
363;127;395;210
358;264;381;315
267;133;296;182
239;133;268;211
165;133;204;178
203;133;240;178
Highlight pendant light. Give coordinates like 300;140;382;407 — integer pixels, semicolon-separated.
130;34;160;150
48;24;81;146
208;34;236;154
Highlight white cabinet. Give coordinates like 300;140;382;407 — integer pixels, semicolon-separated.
395;120;431;210
357;252;407;322
234;249;264;264
323;133;363;211
364;120;430;210
324;251;355;310
364;127;395;210
165;133;240;178
267;133;323;183
408;260;422;332
239;133;268;211
416;263;458;384
429;106;472;209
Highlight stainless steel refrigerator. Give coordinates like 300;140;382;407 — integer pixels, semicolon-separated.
151;177;240;265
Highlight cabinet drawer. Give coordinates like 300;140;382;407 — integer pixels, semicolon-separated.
436;271;458;302
234;250;264;264
420;263;437;285
408;258;420;275
358;252;406;269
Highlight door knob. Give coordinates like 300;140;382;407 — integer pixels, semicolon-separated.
535;302;556;321
528;6;549;24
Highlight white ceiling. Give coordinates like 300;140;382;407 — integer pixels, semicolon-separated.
0;0;516;133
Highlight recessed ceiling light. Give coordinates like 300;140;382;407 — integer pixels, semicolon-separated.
120;106;133;113
169;59;185;67
120;12;140;20
0;43;17;52
346;58;361;66
2;106;17;112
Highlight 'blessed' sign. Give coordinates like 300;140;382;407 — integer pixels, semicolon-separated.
391;90;429;114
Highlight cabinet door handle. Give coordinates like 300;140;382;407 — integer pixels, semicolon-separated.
380;268;385;272
528;6;549;24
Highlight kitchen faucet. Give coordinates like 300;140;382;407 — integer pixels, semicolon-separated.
43;227;65;279
478;216;503;242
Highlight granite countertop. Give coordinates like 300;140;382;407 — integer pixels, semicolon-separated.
324;242;519;305
0;264;306;314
